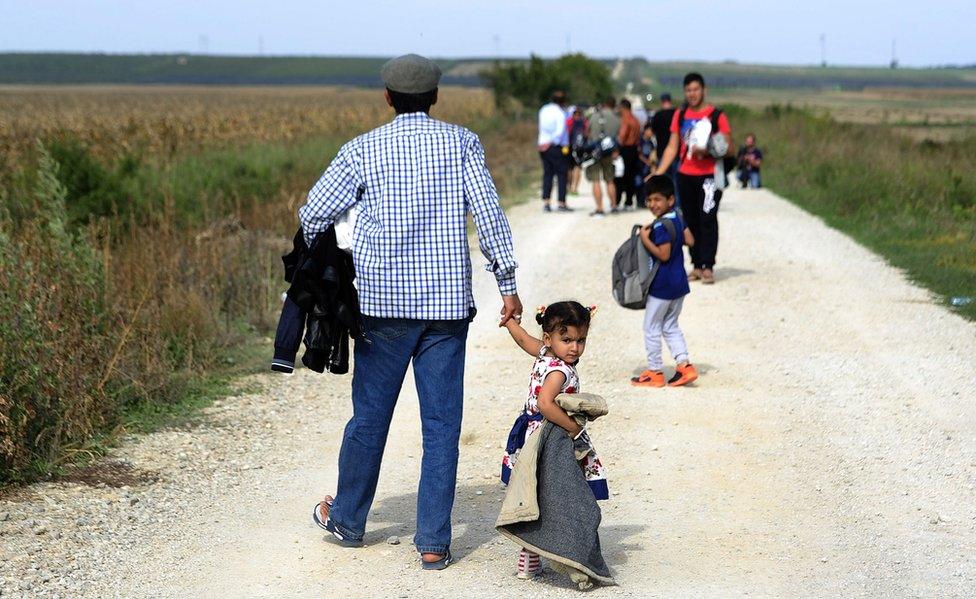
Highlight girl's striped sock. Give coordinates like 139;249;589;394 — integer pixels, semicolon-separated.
517;549;542;579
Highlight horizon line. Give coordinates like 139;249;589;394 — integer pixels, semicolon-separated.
0;50;973;71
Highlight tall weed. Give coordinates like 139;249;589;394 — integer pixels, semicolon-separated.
0;145;113;478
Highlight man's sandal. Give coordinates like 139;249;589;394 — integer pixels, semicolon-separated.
312;496;364;548
420;550;453;571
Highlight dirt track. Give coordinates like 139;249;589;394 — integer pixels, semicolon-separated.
2;184;975;598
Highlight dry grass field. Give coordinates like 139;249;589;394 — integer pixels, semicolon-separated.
0;85;497;172
0;85;535;482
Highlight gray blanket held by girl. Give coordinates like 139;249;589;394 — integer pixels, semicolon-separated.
496;421;615;588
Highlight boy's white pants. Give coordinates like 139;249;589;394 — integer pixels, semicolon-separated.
643;295;688;370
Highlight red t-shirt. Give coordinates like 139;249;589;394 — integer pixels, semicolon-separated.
670;106;731;176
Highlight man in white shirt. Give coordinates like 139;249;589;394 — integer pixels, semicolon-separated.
537;90;573;212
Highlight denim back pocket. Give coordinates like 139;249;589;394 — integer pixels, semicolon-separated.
427;318;469;337
364;316;409;342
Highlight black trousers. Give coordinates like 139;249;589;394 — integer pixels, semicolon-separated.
677;172;722;269
616;145;640;207
540;146;569;203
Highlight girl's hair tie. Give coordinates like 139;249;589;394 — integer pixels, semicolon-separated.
587;304;598;317
534;305;547;326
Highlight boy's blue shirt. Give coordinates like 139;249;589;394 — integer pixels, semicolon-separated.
649;210;690;300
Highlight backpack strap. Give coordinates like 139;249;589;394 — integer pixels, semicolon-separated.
650;217;678;245
709;107;723;132
660;217;677;244
679;106;722;128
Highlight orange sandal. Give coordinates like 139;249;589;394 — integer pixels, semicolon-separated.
631;370;665;387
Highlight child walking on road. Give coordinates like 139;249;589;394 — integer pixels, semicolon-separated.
501;301;608;579
631;175;700;388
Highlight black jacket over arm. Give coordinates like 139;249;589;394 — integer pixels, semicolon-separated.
271;226;361;375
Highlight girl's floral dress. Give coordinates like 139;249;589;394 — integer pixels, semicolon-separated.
500;346;608;500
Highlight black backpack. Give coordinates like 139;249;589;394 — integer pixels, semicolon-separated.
678;106;736;182
611;218;677;310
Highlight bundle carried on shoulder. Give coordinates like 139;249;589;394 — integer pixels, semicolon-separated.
496;392;616;590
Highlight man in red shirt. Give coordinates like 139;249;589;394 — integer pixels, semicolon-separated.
654;72;733;285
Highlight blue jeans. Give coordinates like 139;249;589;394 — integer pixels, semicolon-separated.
328;315;470;555
540;145;569;203
738;169;762;188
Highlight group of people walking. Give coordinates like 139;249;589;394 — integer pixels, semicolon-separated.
281;54;767;588
540;72;764;284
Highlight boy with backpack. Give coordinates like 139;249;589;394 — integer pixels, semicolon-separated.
653;72;733;285
630;175;699;388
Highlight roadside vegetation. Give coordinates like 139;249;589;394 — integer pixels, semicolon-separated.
0;86;536;483
733;104;976;320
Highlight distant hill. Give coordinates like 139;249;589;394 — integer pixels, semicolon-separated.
0;53;484;86
620;59;976;91
2;53;974;90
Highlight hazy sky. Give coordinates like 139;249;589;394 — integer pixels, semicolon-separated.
2;0;972;67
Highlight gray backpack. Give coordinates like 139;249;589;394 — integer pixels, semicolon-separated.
611;218;677;309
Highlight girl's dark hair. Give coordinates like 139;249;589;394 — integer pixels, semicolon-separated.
535;301;592;333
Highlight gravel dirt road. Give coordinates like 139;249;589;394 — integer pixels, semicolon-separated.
2;184;975;598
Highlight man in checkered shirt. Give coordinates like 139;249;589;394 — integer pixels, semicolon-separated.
304;55;522;570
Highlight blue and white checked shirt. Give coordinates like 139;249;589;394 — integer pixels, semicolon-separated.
299;112;518;320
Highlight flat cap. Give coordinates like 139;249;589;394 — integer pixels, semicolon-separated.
381;54;441;94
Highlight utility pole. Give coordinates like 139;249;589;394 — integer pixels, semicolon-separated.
259;35;264;56
492;34;500;58
819;33;826;67
890;38;898;69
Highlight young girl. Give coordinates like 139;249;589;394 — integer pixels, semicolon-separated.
500;301;608;579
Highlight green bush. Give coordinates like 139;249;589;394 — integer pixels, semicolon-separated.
46;136;135;226
482;54;614;111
